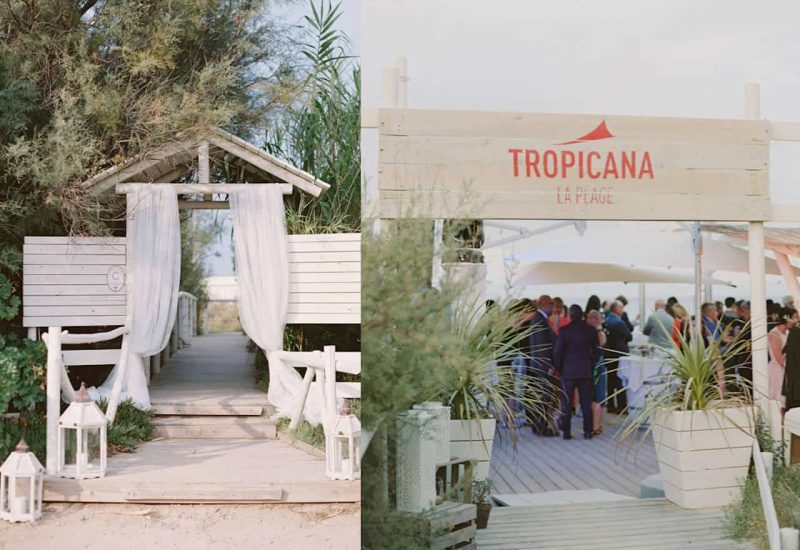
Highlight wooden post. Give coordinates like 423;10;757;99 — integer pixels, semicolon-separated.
160;345;169;367
289;367;316;431
151;351;161;376
780;528;799;550
203;306;209;335
105;335;130;423
323;345;338;433
27;327;37;341
143;355;151;386
746;83;775;436
638;283;646;330
43;327;62;475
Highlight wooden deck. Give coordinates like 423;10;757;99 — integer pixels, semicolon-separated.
45;332;359;503
149;332;271;412
476;499;751;549
490;413;659;497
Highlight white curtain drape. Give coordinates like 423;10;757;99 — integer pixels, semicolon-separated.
89;185;181;409
230;186;292;418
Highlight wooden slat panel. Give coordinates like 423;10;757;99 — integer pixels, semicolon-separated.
24;285;126;296
289;251;359;263
287;233;360;242
288;241;360;252
24;244;126;255
377;191;773;222
62;349;121;367
288;282;360;293
25;274;125;285
285;313;359;324
24;254;125;265
380;136;769;173
290;272;360;284
24;295;126;306
288;293;360;304
25;236;126;245
23;316;125;326
379;108;770;143
290;262;359;274
24;305;126;316
286;303;359;314
24;264;125;276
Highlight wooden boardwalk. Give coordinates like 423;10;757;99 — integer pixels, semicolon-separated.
490;413;659;497
149;332;270;412
45;332;360;503
476;499;751;549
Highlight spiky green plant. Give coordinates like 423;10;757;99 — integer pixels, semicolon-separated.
615;323;755;448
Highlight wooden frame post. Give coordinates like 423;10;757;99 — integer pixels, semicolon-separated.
44;327;62;475
745;83;778;438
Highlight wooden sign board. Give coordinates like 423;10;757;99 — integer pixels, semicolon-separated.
23;237;127;327
378;108;772;220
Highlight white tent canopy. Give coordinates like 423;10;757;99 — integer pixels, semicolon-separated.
506;225;783;276
514;261;734;287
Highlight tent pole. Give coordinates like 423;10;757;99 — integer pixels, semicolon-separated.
691;223;703;337
638;283;646;329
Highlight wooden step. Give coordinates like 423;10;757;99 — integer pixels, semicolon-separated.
152;416;278;439
125;482;284;503
150;404;265;416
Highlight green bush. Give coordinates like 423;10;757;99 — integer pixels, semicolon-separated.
0;274;47;416
100;399;155;454
0;411;46;463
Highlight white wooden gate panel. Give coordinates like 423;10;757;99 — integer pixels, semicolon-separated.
22;237;127;327
23;233;361;327
287;233;361;324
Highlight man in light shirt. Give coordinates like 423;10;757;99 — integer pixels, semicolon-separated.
642;299;674;349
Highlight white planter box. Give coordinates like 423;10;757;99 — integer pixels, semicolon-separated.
449;419;496;480
652;407;755;509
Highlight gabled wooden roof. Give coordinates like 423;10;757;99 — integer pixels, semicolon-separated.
79;128;330;196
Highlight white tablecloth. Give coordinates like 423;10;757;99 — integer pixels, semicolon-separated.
617;355;670;411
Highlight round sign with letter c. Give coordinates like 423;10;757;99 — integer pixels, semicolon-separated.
107;265;125;292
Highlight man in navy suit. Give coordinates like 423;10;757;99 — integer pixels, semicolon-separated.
554;305;597;439
527;294;558;436
605;300;632;413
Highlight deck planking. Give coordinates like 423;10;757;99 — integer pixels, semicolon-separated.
45;331;360;503
490;414;658;497
476;499;752;549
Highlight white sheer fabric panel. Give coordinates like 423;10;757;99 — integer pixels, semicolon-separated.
89;186;181;409
230;184;289;353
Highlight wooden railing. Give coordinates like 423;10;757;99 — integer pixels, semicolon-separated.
753;438;799;550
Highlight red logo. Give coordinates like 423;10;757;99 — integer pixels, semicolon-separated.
555;120;615;145
507;120;653;181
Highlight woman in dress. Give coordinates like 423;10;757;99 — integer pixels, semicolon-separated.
767;307;797;406
586;309;606;435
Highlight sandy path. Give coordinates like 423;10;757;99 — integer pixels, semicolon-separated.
0;502;360;549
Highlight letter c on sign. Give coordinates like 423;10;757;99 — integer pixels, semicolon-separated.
107;265;125;292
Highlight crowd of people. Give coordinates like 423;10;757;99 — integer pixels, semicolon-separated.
498;293;800;441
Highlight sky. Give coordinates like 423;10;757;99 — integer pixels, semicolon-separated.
205;0;361;276
361;0;800;314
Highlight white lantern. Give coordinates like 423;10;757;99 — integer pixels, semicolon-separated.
57;383;107;479
0;439;44;523
325;403;361;480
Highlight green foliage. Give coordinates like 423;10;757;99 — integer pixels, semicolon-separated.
0;412;46;464
267;1;360;234
472;478;494;505
277;417;326;450
616;327;753;447
725;465;800;549
99;399;155;453
0;0;298;276
361;219;553;549
0;276;47;415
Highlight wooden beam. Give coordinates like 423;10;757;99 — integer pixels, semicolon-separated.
178;200;230;210
207;134;327;197
116;183;293;195
769;121;800;142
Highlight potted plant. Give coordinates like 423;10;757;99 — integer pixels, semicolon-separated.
443;299;555;480
472;478;494;529
616;328;756;509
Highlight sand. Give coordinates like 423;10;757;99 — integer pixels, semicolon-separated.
0;502;360;550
